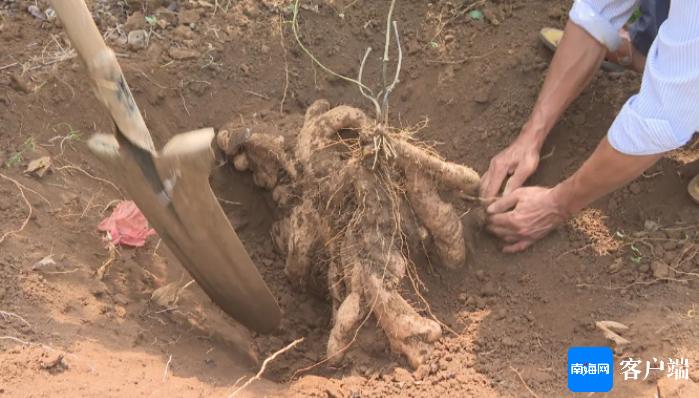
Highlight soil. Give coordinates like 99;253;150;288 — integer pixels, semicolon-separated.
1;1;699;397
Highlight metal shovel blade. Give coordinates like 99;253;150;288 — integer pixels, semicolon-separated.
89;130;282;333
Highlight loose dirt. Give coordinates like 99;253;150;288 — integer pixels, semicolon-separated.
1;1;698;397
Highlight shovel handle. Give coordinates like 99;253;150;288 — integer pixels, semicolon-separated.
50;0;155;152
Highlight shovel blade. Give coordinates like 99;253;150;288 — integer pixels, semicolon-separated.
89;130;281;333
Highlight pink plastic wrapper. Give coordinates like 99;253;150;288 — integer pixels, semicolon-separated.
98;200;156;247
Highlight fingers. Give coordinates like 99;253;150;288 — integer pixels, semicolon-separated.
503;167;530;196
479;162;509;200
486;192;520;215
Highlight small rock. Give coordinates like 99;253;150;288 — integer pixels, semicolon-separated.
475;269;486;281
455;293;468;305
113;293;129;306
128;30;149;50
483;8;501;25
644;220;660;231
9;73;31;94
40;353;67;373
638;263;650;273
27;5;45;20
172;25;194;39
178;9;201;25
480;281;497;297
501;336;516;347
260;44;271;54
608;258;624;274
494;308;506;320
473;86;491;104
414;364;429;381
168;47;200;60
115;305;127;318
125;11;146;31
430;362;439;375
242;2;260;18
651;261;670;279
393;367;413;383
548;6;564;19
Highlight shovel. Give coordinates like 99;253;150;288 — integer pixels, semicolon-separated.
50;0;281;333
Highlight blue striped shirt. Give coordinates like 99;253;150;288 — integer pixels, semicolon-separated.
570;0;699;155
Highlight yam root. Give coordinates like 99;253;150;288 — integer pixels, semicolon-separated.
219;101;480;368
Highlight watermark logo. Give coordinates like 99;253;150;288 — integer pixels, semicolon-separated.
620;357;690;381
568;347;614;393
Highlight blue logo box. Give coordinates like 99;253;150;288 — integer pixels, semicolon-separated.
568;347;614;392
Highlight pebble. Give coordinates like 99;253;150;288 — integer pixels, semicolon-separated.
651;261;670;279
475;269;486;281
178;9;201;25
172;25;194;39
413;364;429;381
128;30;149;50
638;263;650;273
393;367;413;383
115;305;127;318
125;11;146;31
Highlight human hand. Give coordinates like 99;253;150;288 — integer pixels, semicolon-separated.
480;134;542;202
485;186;570;253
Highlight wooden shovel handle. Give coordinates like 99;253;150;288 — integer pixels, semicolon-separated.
50;0;155;152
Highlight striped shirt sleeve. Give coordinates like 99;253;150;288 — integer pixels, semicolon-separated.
607;1;699;155
569;0;639;51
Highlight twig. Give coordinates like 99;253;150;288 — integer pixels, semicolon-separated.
0;310;32;328
426;49;498;65
228;338;304;397
0;62;19;71
382;21;403;123
244;90;271;100
0;173;33;245
357;47;381;118
279;16;290;114
577;277;690;291
381;0;397;91
163;354;172;381
510;365;541;398
56;164;123;197
0;336;30;345
291;0;374;94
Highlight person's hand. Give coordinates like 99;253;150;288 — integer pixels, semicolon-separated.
480;134;542;201
485;186;570;253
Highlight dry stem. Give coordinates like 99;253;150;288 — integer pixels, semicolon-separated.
510;365;541;398
228;338;304;397
0;173;33;245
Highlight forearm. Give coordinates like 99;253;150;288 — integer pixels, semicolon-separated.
554;136;662;214
523;21;607;149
